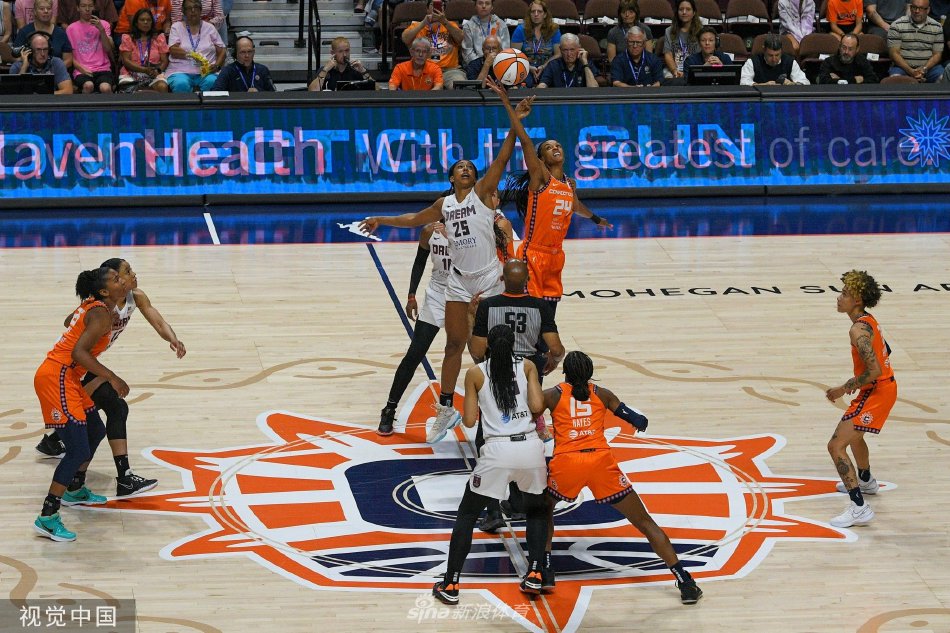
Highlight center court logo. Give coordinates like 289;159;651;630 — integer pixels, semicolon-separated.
101;383;857;632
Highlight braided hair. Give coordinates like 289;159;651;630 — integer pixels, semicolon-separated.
493;217;510;261
501;171;531;221
486;324;517;417
563;351;594;402
74;267;112;301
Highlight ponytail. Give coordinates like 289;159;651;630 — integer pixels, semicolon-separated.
563;350;594;402
500;171;531;221
486;324;517;417
493;220;509;261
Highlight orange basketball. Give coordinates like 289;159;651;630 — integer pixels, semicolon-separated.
492;49;531;86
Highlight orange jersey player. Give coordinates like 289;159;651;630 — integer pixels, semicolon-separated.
503;135;612;306
33;267;130;542
824;269;897;529
541;350;702;605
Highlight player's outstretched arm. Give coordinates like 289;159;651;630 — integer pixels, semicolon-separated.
359;199;445;234
135;288;186;358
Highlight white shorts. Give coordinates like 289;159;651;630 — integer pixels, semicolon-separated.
444;260;504;303
418;282;446;328
469;434;546;500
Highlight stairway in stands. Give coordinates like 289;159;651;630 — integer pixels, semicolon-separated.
227;0;384;84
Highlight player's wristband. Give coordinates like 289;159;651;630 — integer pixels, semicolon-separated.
589;213;604;225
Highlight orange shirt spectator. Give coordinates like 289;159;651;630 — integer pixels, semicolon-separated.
828;0;863;34
389;38;444;90
389;58;443;90
116;0;172;35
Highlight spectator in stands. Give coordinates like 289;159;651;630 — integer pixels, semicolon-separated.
828;0;864;38
389;37;444;90
401;0;466;88
864;0;907;39
465;33;502;84
66;0;115;93
15;0;58;29
10;31;73;93
511;0;562;86
117;7;169;92
929;0;949;20
887;0;943;81
1;1;12;45
57;0;116;28
817;33;880;82
684;26;733;69
606;0;654;61
166;0;225;92
309;36;374;90
662;0;702;82
611;26;663;86
740;33;809;84
170;0;223;38
537;33;598;87
212;35;274;91
778;0;815;55
14;0;73;68
462;0;510;65
115;0;173;43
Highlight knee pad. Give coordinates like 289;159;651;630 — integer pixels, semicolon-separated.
93;383;129;440
104;399;129;440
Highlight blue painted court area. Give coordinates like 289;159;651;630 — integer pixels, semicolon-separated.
1;194;948;247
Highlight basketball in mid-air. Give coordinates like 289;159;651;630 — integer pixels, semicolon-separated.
492;49;530;86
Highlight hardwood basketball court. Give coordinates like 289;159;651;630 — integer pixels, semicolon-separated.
1;219;949;632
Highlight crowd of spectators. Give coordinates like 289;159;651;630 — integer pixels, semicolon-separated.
3;0;950;93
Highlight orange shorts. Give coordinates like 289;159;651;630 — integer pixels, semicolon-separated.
517;242;565;302
547;449;633;503
842;377;897;434
34;359;93;428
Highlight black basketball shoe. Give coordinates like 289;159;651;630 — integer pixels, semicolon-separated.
377;405;395;436
432;580;459;605
36;433;65;459
519;570;542;595
116;473;159;498
678;580;703;605
541;565;556;593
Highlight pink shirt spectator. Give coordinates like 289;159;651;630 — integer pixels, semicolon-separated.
778;0;816;43
119;32;169;79
165;19;223;76
15;0;59;26
170;0;223;28
66;19;112;76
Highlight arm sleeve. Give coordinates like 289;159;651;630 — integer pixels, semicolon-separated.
472;301;488;337
539;300;558;334
613;402;648;431
407;246;429;296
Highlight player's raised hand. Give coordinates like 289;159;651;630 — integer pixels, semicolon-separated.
514;95;534;120
484;76;509;102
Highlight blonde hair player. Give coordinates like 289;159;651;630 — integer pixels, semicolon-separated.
824;269;896;528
